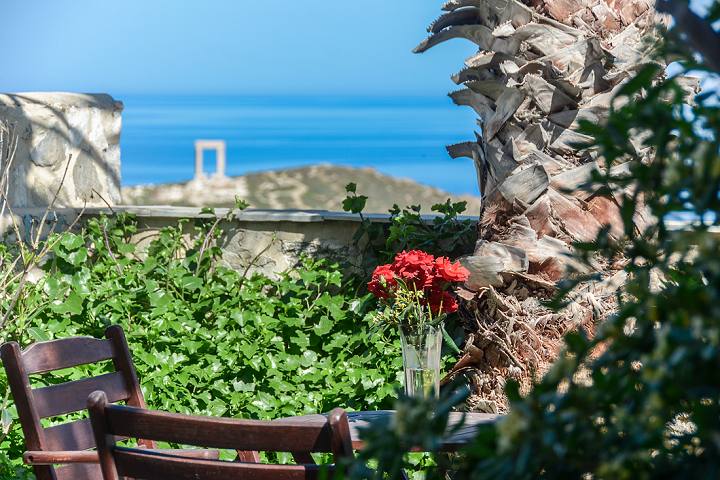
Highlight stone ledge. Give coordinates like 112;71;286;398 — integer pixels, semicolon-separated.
7;207;719;233
72;205;481;224
3;207;718;281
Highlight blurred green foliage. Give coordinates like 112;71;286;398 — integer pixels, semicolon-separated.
349;4;720;479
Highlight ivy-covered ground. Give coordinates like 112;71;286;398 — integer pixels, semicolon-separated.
0;212;404;477
0;198;475;478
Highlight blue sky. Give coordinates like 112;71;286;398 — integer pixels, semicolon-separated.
2;0;717;96
0;0;476;95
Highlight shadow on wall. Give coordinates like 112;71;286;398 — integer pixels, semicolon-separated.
0;93;123;210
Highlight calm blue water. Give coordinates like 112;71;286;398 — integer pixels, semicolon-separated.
119;95;480;195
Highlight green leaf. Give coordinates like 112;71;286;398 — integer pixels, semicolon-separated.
117;242;136;254
234;197;250;210
300;350;318;368
27;327;50;342
179;275;203;291
441;324;462;355
232;380;255;393
299;270;318;285
65;247;88;266
65;291;84;315
313;316;334;336
60;233;84;250
49;291;83;315
71;271;92;296
1;408;12;435
43;276;62;297
342;195;368;214
148;289;172;309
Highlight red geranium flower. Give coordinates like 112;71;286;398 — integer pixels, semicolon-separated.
373;264;396;284
392;250;435;289
393;250;435;267
367;264;396;298
368;250;465;316
428;289;458;315
434;257;470;283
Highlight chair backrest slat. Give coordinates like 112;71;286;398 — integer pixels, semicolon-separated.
0;326;148;480
105;326;147;410
1;342;44;451
34;371;130;419
114;449;329;480
21;337;115;375
54;461;102;480
43;418;102;452
88;391;354;480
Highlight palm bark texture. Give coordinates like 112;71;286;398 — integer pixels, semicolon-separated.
415;0;663;413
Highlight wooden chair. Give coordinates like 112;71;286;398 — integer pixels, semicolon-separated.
0;325;216;480
88;390;354;480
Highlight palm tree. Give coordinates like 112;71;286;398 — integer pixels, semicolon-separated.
416;0;662;413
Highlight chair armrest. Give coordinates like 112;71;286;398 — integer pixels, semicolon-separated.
24;451;98;465
24;448;219;465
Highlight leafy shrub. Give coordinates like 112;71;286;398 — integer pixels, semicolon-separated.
0;213;403;477
347;388;471;480
342;183;476;266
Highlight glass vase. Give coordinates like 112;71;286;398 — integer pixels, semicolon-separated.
399;323;442;398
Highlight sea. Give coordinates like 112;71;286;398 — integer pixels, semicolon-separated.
119;95;480;196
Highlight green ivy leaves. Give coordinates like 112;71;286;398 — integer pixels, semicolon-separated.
0;213;403;475
342;183;476;266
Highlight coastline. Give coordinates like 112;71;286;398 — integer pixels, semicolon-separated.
122;164;481;214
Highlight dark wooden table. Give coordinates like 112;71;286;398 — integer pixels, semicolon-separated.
279;410;500;451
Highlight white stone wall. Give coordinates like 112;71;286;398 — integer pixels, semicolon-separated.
2;207;380;277
103;208;378;278
0;93;122;208
4;206;709;279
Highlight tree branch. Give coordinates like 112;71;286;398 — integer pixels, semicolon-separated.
656;0;720;73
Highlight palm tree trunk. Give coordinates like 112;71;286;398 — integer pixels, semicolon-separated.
416;0;659;413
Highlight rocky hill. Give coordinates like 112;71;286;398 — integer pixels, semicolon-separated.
122;164;481;214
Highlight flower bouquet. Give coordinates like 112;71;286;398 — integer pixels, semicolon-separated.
368;250;469;398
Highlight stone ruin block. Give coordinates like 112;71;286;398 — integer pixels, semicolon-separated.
0;93;123;208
